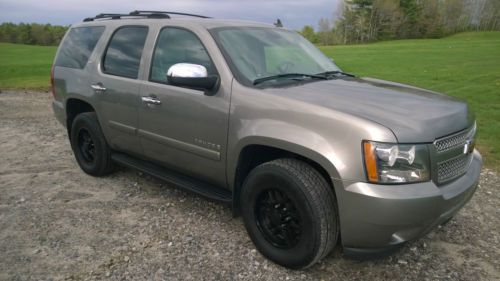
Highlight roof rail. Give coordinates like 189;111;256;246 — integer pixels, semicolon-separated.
129;10;211;19
83;10;210;22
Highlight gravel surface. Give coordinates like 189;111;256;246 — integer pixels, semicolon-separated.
0;90;499;281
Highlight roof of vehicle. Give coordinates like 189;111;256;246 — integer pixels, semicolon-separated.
74;11;275;30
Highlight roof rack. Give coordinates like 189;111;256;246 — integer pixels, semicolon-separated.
130;10;211;18
83;10;211;22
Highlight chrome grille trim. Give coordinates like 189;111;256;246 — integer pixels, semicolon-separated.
433;123;476;184
434;124;476;153
437;154;472;183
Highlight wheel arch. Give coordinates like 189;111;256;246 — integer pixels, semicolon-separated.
230;138;341;216
65;98;96;136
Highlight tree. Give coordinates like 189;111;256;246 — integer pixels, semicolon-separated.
371;0;403;40
300;25;318;43
317;18;334;45
299;0;500;45
17;23;34;44
480;0;500;30
398;0;422;37
0;22;18;43
0;22;68;45
330;0;500;44
31;24;54;45
419;0;444;38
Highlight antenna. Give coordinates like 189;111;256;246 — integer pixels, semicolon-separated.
274;19;283;27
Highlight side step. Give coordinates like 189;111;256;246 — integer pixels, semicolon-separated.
111;153;232;204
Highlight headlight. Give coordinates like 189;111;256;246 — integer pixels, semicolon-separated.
363;141;430;184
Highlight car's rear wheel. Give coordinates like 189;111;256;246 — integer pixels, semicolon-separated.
70;112;114;176
240;158;338;269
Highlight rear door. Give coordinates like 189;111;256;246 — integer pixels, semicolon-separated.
137;26;231;187
91;26;149;155
52;26;105;122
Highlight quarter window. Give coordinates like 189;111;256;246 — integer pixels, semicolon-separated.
103;26;148;79
55;26;105;69
150;28;215;84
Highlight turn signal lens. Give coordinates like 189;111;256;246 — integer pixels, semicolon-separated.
363;142;379;183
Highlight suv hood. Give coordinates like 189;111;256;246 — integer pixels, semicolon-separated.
263;77;472;143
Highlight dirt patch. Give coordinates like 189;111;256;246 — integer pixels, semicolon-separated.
0;90;499;280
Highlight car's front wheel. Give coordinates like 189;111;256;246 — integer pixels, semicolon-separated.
240;158;339;269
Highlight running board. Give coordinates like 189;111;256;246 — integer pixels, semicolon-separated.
111;153;232;204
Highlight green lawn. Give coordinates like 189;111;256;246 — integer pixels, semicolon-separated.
320;32;500;169
0;32;499;168
0;43;56;89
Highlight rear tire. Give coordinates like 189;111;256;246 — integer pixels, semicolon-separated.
70;112;114;176
240;158;338;269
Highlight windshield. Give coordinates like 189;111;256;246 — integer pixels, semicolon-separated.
211;27;341;86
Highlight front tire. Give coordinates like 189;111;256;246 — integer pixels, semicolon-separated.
240;158;339;269
70;112;114;176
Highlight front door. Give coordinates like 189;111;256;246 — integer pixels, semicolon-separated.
138;27;230;187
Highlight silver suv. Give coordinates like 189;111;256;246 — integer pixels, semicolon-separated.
51;11;482;269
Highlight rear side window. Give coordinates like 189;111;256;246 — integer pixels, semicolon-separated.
55;26;105;69
102;26;148;79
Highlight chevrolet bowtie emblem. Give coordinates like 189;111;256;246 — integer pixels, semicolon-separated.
464;139;475;155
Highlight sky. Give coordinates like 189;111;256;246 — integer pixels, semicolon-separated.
0;0;342;30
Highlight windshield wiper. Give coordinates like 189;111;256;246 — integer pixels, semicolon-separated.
253;73;327;85
315;70;355;78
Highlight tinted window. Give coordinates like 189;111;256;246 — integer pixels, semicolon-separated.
103;26;148;79
150;28;215;83
55;26;104;69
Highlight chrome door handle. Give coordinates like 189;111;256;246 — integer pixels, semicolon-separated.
91;83;107;92
141;96;162;105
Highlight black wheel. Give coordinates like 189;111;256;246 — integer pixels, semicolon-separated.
240;158;338;269
70;112;114;176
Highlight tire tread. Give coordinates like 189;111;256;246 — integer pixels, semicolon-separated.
255;158;338;268
70;112;114;176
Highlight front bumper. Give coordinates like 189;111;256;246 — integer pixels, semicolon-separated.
334;150;482;257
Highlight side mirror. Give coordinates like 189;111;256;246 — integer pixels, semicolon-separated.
166;63;219;95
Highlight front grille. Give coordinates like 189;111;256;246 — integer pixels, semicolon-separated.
433;124;476;184
434;128;473;153
437;154;471;183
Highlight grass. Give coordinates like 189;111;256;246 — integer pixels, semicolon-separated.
0;43;56;89
320;32;500;169
0;32;499;168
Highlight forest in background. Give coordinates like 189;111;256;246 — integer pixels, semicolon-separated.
0;23;68;46
301;0;500;44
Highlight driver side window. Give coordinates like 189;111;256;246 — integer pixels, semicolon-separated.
150;27;215;84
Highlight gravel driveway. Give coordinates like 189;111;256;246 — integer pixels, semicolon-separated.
0;90;499;281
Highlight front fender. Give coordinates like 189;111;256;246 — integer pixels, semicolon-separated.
227;120;343;190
